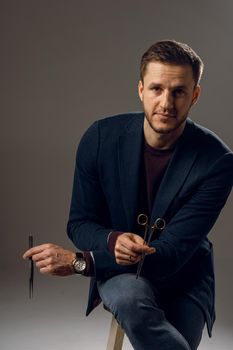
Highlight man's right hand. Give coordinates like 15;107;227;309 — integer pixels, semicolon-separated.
114;233;155;265
23;243;76;276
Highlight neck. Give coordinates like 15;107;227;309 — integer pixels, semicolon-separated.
143;119;186;150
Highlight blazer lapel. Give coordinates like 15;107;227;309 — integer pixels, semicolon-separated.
118;114;144;230
150;120;199;224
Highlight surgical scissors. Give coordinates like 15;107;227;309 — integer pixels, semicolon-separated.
136;214;166;279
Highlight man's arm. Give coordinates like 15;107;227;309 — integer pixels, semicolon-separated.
22;121;145;277
67;121;113;251
104;152;233;278
142;152;233;281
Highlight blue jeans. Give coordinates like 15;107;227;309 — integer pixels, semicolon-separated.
97;273;205;350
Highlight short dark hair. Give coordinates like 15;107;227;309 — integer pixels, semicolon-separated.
140;40;204;85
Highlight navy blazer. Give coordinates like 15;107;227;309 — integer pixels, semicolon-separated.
67;113;233;336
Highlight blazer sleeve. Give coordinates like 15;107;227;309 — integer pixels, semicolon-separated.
67;121;112;251
146;152;233;281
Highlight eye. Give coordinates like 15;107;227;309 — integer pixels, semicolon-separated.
151;86;162;94
173;88;185;97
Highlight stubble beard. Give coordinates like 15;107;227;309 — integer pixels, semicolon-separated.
144;112;188;135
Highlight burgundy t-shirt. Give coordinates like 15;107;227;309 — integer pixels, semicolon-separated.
144;142;173;213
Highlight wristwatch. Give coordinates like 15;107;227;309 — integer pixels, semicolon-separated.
72;252;87;274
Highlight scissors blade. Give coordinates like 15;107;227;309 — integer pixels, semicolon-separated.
136;225;148;279
136;226;157;279
147;225;157;245
136;214;151;279
136;253;145;279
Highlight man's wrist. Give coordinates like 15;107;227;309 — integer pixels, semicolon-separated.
83;251;94;276
107;231;124;255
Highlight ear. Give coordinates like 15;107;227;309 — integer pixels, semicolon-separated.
191;85;201;106
138;80;144;101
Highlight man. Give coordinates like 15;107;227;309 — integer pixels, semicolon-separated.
23;40;233;350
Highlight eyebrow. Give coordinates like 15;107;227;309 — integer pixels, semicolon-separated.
173;85;188;91
148;83;188;91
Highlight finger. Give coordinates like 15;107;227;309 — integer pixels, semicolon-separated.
116;239;155;257
116;255;141;265
131;244;155;254
115;252;138;262
32;249;60;262
23;243;58;259
31;252;45;262
39;265;54;275
146;247;156;255
35;257;53;269
118;234;155;254
23;248;38;259
117;237;143;254
115;249;142;264
130;235;156;253
115;257;134;265
115;244;139;259
121;242;154;255
25;250;49;263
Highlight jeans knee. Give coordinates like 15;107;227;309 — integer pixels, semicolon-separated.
111;292;164;332
108;289;136;317
98;274;157;318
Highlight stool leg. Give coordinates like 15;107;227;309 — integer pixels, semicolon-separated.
106;315;125;350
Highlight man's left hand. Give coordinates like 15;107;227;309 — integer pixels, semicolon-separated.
115;233;155;265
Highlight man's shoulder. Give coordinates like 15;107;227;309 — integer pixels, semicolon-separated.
97;111;144;130
78;112;144;151
186;119;232;155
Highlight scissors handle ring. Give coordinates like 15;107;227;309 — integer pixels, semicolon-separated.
154;217;166;230
137;213;148;226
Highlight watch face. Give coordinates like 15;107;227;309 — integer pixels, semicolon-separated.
74;258;86;273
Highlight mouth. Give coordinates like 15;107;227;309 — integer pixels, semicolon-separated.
153;113;176;118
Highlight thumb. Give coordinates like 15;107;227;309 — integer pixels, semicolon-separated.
146;246;156;255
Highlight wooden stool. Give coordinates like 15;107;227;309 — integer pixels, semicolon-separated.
106;315;125;350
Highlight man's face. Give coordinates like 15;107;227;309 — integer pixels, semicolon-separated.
138;61;200;137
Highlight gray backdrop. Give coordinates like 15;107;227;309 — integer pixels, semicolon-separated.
1;1;232;349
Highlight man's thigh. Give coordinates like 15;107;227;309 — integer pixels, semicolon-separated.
98;273;191;350
98;273;205;350
161;293;205;350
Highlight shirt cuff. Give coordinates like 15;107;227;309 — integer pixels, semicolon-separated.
107;231;124;255
82;251;95;276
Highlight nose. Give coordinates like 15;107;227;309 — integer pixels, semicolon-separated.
160;90;174;111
